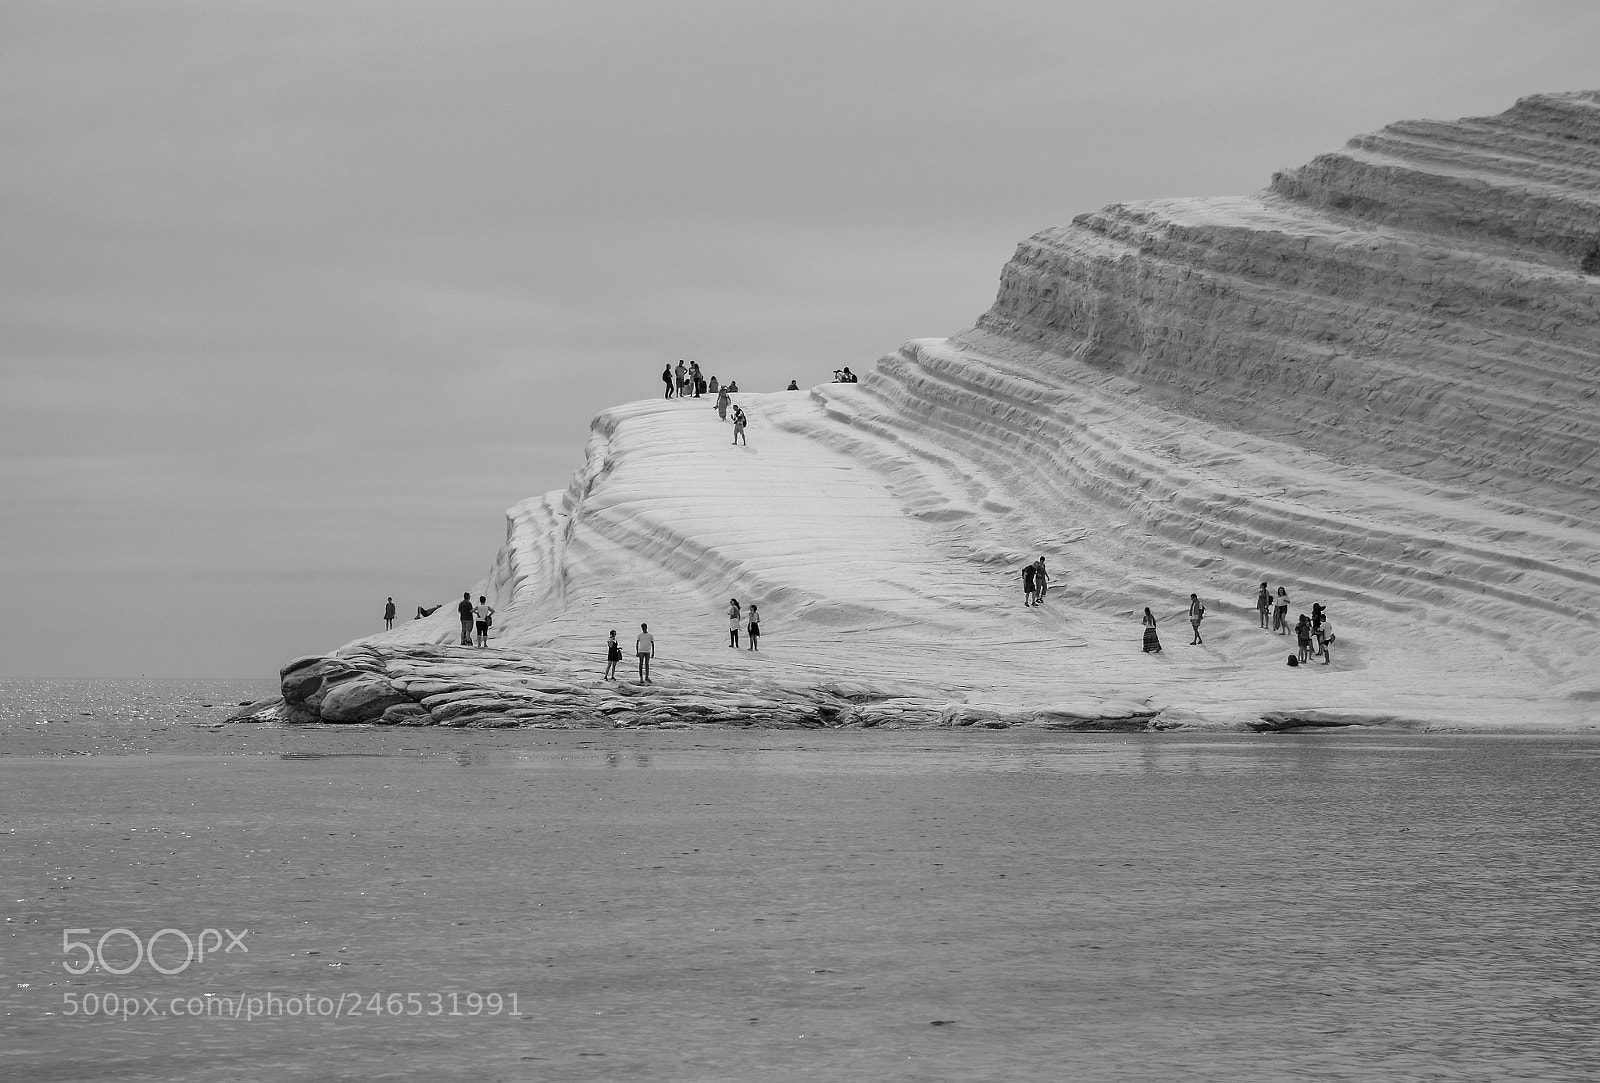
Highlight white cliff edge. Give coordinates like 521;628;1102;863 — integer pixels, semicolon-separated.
252;91;1600;733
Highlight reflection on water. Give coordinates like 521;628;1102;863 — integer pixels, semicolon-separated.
1;693;1596;1081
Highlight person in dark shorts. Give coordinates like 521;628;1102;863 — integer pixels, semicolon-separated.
473;595;495;648
383;597;396;630
747;604;761;650
636;623;655;682
1022;561;1037;606
604;630;622;680
457;592;474;645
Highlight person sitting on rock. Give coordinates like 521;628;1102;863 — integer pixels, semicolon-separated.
787;380;800;390
726;380;738;393
841;366;857;382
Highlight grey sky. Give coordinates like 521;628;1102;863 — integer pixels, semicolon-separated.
3;0;1596;677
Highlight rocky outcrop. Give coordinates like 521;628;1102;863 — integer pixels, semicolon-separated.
277;92;1599;733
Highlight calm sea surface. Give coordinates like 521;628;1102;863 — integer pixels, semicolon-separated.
2;680;1597;1081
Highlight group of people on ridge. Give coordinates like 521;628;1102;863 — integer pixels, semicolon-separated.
663;360;722;400
599;600;765;684
1255;582;1335;665
1140;583;1335;664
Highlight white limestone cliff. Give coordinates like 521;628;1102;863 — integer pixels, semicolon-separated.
256;91;1600;732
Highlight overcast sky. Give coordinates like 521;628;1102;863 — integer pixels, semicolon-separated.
3;0;1596;679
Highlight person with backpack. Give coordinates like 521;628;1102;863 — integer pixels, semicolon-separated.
1295;614;1314;663
604;630;622;680
731;405;747;446
661;364;674;399
1188;593;1205;645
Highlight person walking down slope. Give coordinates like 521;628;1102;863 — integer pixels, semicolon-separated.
1035;558;1050;604
383;597;396;630
1189;593;1205;645
473;595;495;648
1273;587;1291;634
604;630;622;680
1141;607;1162;653
715;386;731;421
731;405;747;446
728;599;741;648
1256;583;1272;630
747;604;761;651
636;623;655;683
1022;561;1037;607
457;592;474;646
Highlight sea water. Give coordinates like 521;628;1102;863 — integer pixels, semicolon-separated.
2;680;1596;1081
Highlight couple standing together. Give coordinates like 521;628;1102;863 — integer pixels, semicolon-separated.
728;599;760;649
605;624;657;682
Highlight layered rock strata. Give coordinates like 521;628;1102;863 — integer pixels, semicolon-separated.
249;91;1600;732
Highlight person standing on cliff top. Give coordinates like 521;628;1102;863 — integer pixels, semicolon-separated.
473;595;495;648
675;360;688;398
457;592;474;645
383;597;396;630
689;360;703;397
661;364;674;399
1256;583;1272;629
636;623;655;683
